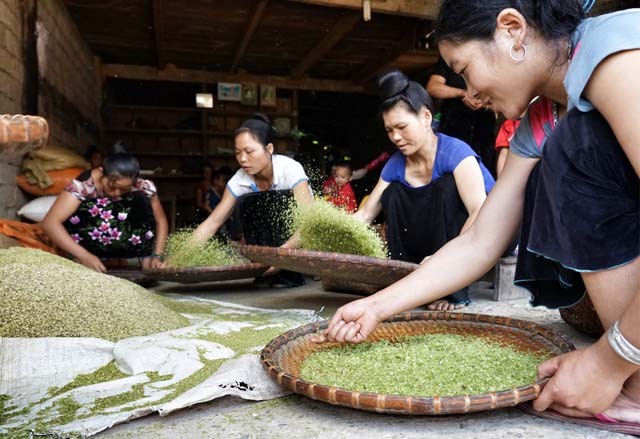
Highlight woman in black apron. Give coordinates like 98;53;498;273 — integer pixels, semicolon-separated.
191;114;313;287
354;70;495;310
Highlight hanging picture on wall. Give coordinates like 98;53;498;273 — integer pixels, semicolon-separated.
260;84;277;107
217;83;242;102
241;83;258;106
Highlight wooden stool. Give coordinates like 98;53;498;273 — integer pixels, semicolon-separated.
491;256;529;301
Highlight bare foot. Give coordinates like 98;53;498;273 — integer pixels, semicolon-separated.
601;374;640;423
427;300;466;311
603;391;640;424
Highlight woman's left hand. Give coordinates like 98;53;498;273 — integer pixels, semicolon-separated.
533;339;630;417
262;266;281;276
142;256;163;270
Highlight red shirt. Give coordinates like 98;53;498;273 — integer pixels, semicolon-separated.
322;177;358;213
495;119;521;150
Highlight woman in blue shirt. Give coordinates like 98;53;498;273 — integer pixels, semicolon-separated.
354;70;494;310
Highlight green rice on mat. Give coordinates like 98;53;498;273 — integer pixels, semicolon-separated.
163;229;246;268
301;333;550;396
0;247;188;341
294;200;387;258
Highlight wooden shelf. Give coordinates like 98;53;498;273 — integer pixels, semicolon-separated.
146;174;202;179
108;128;238;137
135;151;234;158
135;151;203;157
107;104;294;118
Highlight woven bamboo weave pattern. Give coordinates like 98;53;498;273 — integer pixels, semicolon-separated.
559;294;604;337
143;263;267;283
0;114;49;147
261;311;574;415
239;245;416;286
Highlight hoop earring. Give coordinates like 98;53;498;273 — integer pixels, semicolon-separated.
509;44;527;63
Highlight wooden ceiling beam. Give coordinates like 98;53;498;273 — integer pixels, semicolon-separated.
288;0;440;20
103;63;370;94
230;0;269;73
151;0;166;67
289;13;360;79
355;27;414;82
356;50;439;85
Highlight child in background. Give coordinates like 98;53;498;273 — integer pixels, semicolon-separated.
323;161;358;213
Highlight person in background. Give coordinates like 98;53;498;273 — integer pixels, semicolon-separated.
351;151;393;181
43;144;168;272
323;161;358;213
189;113;313;287
354;70;495;310
319;1;640;426
494;118;521;177
195;162;215;222
427;57;497;175
207;170;226;211
84;145;104;169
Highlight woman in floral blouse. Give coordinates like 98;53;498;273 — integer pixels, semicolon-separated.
43;146;168;272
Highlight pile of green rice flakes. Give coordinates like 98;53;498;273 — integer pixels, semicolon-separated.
301;333;550;396
0;248;188;341
294;200;387;258
164;229;246;268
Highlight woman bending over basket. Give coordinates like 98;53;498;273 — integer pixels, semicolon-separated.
318;0;640;425
188;113;313;287
43;144;168;273
353;70;495;311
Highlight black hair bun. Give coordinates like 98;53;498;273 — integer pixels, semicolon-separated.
112;140;129;155
377;70;410;101
251;113;271;125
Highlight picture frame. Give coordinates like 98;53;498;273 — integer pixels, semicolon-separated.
260;84;277;107
241;83;258;106
217;83;242;102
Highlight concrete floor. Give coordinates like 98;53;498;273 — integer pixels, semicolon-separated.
98;279;631;439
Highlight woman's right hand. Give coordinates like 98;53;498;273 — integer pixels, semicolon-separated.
78;252;106;273
311;298;383;343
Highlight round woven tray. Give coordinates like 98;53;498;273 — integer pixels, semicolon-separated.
107;267;150;285
143;263;267;284
559;294;604;337
261;311;574;415
238;245;416;288
321;277;379;295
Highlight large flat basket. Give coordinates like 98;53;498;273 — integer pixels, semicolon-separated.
238;245;416;288
261;311;573;415
143;263;267;284
107;267;150;285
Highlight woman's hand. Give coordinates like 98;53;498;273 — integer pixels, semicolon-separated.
262;266;281;277
461;90;485;111
533;339;632;417
142;256;163;270
78;252;106;273
311;298;383;343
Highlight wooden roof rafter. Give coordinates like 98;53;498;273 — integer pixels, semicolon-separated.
288;0;441;19
289;13;361;79
151;0;165;67
230;0;269;73
354;23;424;82
103;63;371;94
